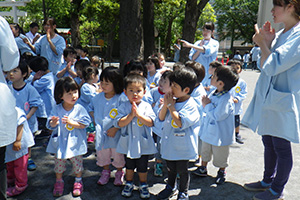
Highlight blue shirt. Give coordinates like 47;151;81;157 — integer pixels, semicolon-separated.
77;83;98;109
229;78;247;115
15;34;36;56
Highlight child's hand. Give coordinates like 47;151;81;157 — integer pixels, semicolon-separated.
202;95;211;107
164;92;175;108
233;98;239;103
46;29;51;41
66;61;72;70
106;127;118;138
50;116;60;127
131;102;139;117
33;70;44;81
204;86;210;91
13;140;21;151
22;37;30;45
159;98;164;107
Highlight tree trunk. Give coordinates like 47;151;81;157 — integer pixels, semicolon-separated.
164;16;175;59
143;0;155;59
105;20;118;62
120;0;143;71
70;0;83;47
180;0;209;62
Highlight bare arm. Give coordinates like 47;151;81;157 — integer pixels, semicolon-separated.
26;107;38;120
13;124;23;151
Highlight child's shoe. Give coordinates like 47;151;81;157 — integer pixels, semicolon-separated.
87;133;95;143
177;192;189;200
73;180;83;197
97;169;111;185
53;180;64;197
244;181;271;192
253;189;284;200
27;158;36;171
236;133;244;144
215;169;226;184
121;181;134;197
6;184;27;197
157;184;178;199
113;170;124;186
193;166;207;177
154;163;163;177
139;183;150;199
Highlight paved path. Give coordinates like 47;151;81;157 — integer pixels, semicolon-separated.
8;70;300;200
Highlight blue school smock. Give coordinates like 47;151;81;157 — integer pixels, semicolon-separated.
189;39;219;85
5;107;35;163
12;83;44;133
15;34;36;56
242;24;300;143
200;91;235;146
34;34;66;75
191;83;207;120
56;62;76;78
143;87;164;105
159;97;200;161
33;72;55;117
88;93;122;150
46;103;91;159
229;78;247;115
77;83;98;109
147;71;161;88
115;100;157;159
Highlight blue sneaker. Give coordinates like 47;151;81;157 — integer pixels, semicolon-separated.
253;189;284;200
244;181;271;192
27;158;36;171
121;182;134;197
139;184;150;199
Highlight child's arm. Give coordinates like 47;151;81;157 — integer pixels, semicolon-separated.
13;124;23;151
158;93;170;121
118;111;135;127
61;116;86;129
26;107;38;120
49;116;59;128
133;102;154;127
56;64;68;78
22;37;36;53
164;92;182;128
106;127;120;138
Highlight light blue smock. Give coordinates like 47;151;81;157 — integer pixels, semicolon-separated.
15;34;36;56
46;103;91;159
5;107;34;163
191;83;207;122
159;97;200;161
56;61;76;78
32;72;55;117
77;83;98;109
34;34;66;75
147;71;161;88
115;100;157;159
200;91;235;146
189;39;219;85
242;24;300;143
229;78;247;115
12;83;44;133
88;93;122;150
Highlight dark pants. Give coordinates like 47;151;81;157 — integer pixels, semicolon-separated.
125;155;149;173
166;160;189;194
0;146;7;200
262;135;293;194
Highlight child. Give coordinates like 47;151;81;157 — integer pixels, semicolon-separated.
77;66;100;143
203;60;222;95
56;46;77;79
157;67;200;200
5;107;35;197
91;55;104;76
228;60;247;144
115;74;156;199
196;65;238;185
243;1;300;199
74;59;90;86
7;59;44;171
145;55;161;89
46;77;91;197
88;66;125;186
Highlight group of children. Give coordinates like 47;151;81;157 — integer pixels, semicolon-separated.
4;43;248;199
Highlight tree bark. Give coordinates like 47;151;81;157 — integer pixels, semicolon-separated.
180;0;209;62
70;0;83;48
120;0;143;71
164;16;175;58
143;0;155;59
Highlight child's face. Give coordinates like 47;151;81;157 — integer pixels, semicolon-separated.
208;65;215;75
171;81;189;99
101;79;114;95
124;82;145;104
65;53;77;64
159;77;172;93
232;64;242;74
146;61;155;72
7;67;25;83
211;72;224;91
75;67;82;78
9;25;18;37
159;56;165;68
62;89;79;106
91;73;99;83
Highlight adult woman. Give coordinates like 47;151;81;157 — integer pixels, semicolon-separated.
242;0;300;199
180;22;219;87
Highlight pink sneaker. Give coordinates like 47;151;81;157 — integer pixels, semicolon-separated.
7;184;27;197
97;169;111;185
53;181;64;197
114;170;124;186
87;133;95;143
73;181;83;197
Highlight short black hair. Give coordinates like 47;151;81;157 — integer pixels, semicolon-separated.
82;66;99;82
29;22;39;29
123;60;147;78
100;66;124;94
173;62;184;71
209;60;223;69
17;59;30;80
185;60;205;84
74;59;90;71
28;56;48;72
161;70;172;80
63;46;77;58
214;65;239;91
227;59;242;68
54;77;80;104
169;67;197;95
146;55;160;70
124;74;147;90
